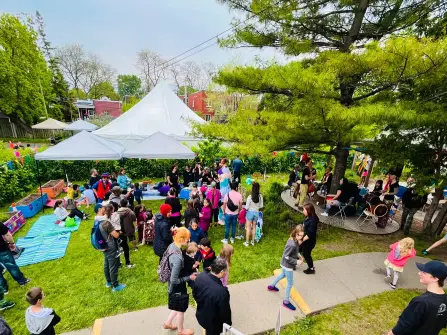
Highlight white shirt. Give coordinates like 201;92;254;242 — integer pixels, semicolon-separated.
54;207;68;220
246;194;264;212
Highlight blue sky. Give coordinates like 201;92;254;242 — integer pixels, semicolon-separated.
1;0;280;74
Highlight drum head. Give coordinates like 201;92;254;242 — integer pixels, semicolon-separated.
374;204;388;217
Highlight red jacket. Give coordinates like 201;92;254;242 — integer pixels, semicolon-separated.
96;181;111;200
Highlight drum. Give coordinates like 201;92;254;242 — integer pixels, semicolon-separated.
374;204;388;217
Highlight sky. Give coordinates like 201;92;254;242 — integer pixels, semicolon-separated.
0;0;282;75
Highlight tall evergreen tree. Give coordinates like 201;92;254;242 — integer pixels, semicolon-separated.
197;0;447;191
35;11;74;121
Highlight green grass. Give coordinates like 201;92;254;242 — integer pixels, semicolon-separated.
2;175;446;334
276;289;447;335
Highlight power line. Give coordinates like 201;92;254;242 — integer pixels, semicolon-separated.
153;1;285;71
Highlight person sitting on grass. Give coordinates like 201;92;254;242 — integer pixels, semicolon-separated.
25;287;61;335
77;184;96;208
53;200;88;221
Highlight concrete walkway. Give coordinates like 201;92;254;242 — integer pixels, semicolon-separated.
61;252;430;335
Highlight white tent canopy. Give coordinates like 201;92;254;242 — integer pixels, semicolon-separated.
122;132;196;159
35;130;123;161
32;118;68;130
94;81;205;146
64;119;98;131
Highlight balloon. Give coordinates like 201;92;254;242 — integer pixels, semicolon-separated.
246;177;253;185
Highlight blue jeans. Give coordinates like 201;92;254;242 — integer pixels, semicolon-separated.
0;251;26;291
271;268;293;302
224;214;238;240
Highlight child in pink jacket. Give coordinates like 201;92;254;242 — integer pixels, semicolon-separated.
199;198;212;234
384;237;416;289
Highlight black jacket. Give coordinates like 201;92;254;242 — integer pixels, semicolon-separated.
165;196;182;214
153;213;172;257
193;272;232;335
303;216;318;242
402;188;427;209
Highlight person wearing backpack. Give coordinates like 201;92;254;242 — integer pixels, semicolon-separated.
96;204;126;292
154;204;173;263
161;227;197;335
221;182;242;244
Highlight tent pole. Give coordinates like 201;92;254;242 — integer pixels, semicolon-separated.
35;159;45;213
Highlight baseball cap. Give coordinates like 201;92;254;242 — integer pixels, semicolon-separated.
416;261;447;279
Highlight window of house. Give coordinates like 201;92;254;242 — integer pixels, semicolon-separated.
89;109;95;117
205;114;211;121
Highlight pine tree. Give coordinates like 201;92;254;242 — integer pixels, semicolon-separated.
197;0;447;191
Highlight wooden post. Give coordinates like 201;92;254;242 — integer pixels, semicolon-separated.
364;158;375;188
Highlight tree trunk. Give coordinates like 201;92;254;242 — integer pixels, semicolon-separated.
330;146;349;192
433;202;447;236
423;188;442;235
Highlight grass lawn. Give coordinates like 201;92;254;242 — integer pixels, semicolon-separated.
1;174;446;334
277;289;447;335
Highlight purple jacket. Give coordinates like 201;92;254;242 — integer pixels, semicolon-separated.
199;206;212;232
206;188;222;209
159;185;170;196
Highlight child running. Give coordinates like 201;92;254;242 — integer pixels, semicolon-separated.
267;225;302;311
384;237;416;289
219;244;234;287
25;287;61;335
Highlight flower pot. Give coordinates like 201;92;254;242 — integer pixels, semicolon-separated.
38;179;64;198
2;211;26;235
10;193;48;218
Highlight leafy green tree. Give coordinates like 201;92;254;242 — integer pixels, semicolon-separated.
69;88;87;99
197;0;447;191
123;96;141;112
89;82;120;101
0;13;53;124
117;74;142;98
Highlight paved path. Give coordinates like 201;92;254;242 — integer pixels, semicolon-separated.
61;252;431;335
281;190;400;235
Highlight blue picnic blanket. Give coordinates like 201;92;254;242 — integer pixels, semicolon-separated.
14;214;81;266
15;232;72;267
25;214;81;238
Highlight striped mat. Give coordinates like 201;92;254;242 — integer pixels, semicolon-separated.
26;214;81;238
15;232;72;267
14;214;82;267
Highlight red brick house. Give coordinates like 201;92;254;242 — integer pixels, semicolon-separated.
179;91;214;121
75;97;122;120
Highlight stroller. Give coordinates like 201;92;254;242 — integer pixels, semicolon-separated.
143;214;155;244
255;212;264;243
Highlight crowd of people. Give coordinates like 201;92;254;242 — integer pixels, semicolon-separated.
1;152;447;335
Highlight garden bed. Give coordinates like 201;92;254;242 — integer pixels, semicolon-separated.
2;211;25;234
11;193;48;218
38;179;64;198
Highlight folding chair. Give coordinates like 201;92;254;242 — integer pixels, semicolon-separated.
356;203;388;229
331;197;355;227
